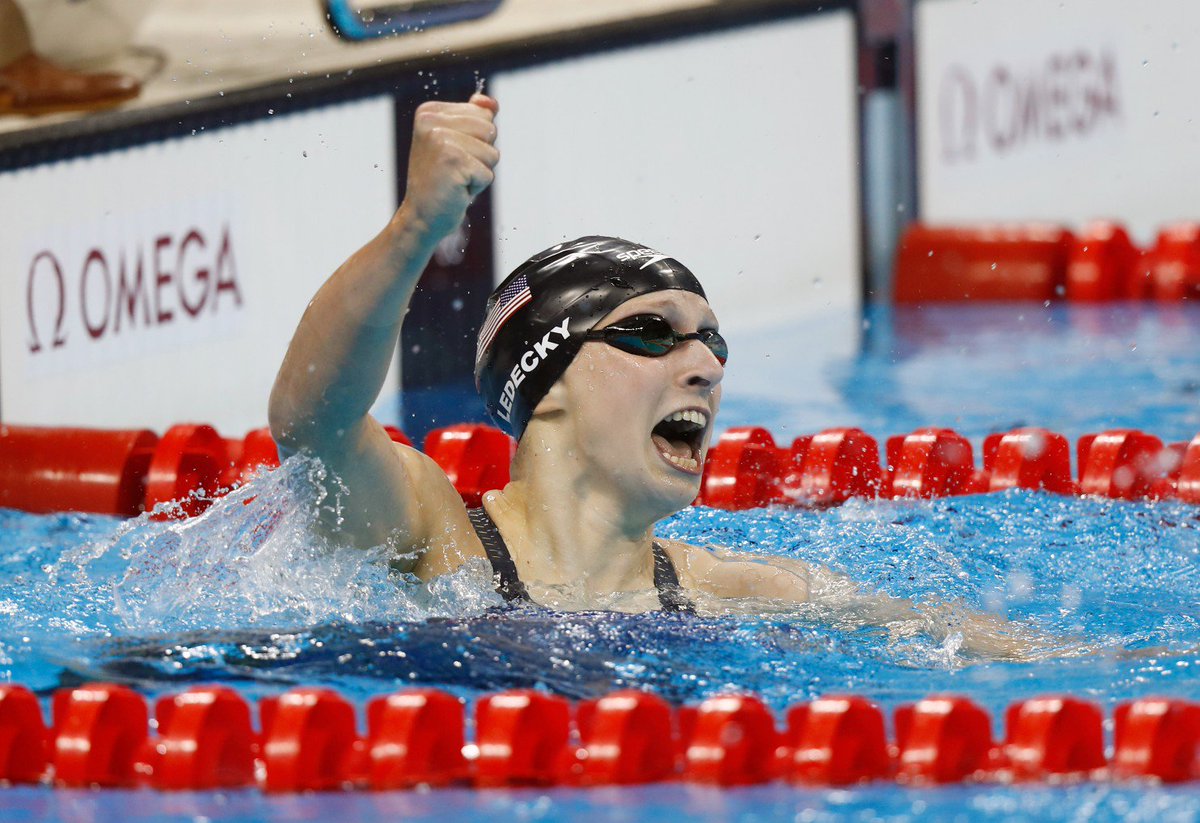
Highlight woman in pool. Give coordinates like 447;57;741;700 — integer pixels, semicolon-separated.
270;94;1032;657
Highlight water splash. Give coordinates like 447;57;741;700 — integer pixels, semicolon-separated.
36;455;502;640
0;458;1197;712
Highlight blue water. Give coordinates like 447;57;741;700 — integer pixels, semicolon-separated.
2;303;1199;821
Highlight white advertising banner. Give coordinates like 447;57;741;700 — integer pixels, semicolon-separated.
917;0;1200;242
0;96;398;433
490;12;862;336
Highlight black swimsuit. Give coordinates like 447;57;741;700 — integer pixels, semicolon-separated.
467;507;696;613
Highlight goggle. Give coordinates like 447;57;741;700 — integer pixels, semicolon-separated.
583;314;728;365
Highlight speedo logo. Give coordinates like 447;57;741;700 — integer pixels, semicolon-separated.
496;317;571;422
615;247;669;267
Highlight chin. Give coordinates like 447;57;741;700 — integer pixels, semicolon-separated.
639;467;701;520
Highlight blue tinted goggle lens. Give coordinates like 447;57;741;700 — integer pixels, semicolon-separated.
585;315;728;365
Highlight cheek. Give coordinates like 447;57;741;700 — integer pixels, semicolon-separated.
567;351;664;437
581;347;664;393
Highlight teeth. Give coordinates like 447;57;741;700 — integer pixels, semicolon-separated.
663;409;708;428
664;453;700;472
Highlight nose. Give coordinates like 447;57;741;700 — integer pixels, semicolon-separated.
676;338;724;391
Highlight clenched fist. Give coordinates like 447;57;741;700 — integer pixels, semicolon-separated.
399;93;500;241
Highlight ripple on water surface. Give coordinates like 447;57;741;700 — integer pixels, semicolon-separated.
2;303;1200;819
0;456;1196;724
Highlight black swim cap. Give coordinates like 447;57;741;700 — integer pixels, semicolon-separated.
475;236;707;438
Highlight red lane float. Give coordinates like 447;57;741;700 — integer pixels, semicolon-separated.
1077;430;1167;501
1065;222;1142;302
144;424;228;518
697;427;783;510
1112;698;1200;783
777;428;882;506
887;428;986;499
53;684;149;788
260;688;360;792
474;690;570;787
0;425;158;516
1168;434;1200;504
684;694;778;786
894;696;994;784
894;223;1072;303
383;425;413;447
366;689;467;789
578;690;676;786
423;424;515;508
153;686;256;790
1004;696;1105;780
789;696;890;785
983;428;1076;495
0;685;49;784
1142;223;1200;301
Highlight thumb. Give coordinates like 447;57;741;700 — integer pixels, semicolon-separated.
470;93;499;115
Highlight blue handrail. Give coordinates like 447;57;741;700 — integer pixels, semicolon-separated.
325;0;504;40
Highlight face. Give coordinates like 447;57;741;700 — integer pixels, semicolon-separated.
546;290;724;518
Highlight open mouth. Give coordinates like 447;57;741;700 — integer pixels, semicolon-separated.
651;409;709;475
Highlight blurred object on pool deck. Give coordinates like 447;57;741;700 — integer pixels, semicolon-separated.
0;52;141;116
0;0;145;116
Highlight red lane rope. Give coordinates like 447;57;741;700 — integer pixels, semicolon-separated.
894;221;1200;303
1;423;1197;517
698;426;1200;510
1;684;1196;790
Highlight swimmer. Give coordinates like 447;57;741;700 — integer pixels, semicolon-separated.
270;94;1045;660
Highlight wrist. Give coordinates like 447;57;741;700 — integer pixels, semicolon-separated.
388;202;446;255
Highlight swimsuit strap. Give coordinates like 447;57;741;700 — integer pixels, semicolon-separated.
652;542;697;614
467;507;531;604
467;508;696;614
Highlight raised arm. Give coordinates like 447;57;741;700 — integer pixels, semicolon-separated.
269;94;499;568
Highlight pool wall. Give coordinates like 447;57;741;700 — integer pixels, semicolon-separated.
0;1;861;444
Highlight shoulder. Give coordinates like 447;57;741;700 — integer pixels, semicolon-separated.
390;443;491;580
658;539;811;603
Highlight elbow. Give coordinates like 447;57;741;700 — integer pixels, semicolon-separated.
268;379;359;459
268;379;312;457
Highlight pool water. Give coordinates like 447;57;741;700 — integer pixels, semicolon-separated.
2;303;1199;821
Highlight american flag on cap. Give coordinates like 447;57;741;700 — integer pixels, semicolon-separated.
475;273;532;365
